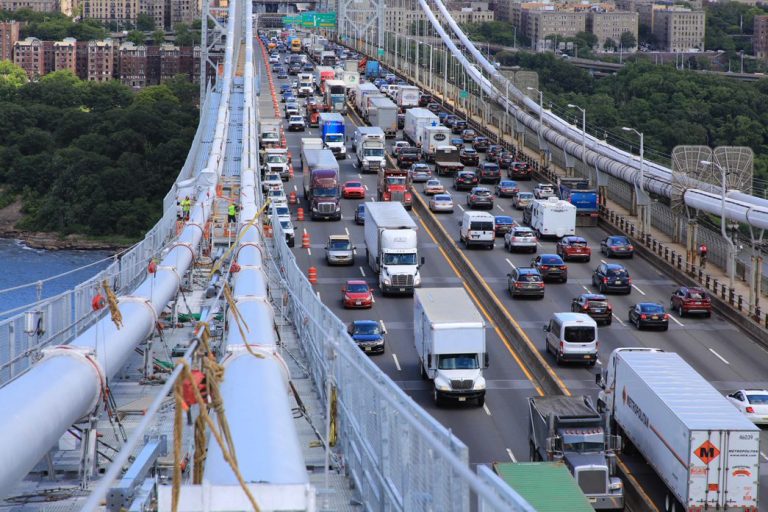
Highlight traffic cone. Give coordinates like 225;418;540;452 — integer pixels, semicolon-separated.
302;232;310;248
289;165;294;179
297;208;304;221
308;266;318;284
289;191;297;204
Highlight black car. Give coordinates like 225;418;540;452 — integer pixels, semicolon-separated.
355;203;365;225
592;263;632;294
508;161;532;180
452;120;467;134
397;147;420;167
419;93;433;107
507;267;545;298
601;235;634;258
444;114;457;128
473;136;490;152
478;162;501;184
531;254;568;283
288;63;301;75
628;303;669;330
467;187;494;209
498;151;514;170
486;144;504;162
459;148;479;166
453;171;478;191
571;293;612;325
426;102;441;114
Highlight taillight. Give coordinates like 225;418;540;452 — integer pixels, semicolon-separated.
640;314;647;320
628;278;633;284
559;341;564;352
562;265;568;270
603;277;608;284
746;406;755;413
405;192;412;200
663;314;669;320
628;245;634;250
611;246;618;250
514;282;522;288
538;283;544;288
607;304;612;310
583;305;590;311
540;265;549;270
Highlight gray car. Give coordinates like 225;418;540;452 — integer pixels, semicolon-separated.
325;235;354;266
513;191;534;210
504;227;537;253
410;163;431;183
467;187;494;209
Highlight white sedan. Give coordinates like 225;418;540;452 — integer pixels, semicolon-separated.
429;193;454;213
423;179;445;195
726;389;768;424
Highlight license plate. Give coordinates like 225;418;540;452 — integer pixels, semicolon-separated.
458;397;466;402
399;288;405;292
584;355;591;359
594;309;604;313
364;347;371;352
355;301;361;305
652;315;659;319
615;280;622;284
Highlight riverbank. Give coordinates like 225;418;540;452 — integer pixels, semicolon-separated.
0;199;131;251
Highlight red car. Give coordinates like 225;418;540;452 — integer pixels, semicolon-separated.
556;236;592;262
342;180;366;199
670;286;712;317
342;280;373;309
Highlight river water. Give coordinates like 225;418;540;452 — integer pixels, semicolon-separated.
0;238;113;319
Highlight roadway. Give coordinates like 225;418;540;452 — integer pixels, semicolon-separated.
256;45;768;510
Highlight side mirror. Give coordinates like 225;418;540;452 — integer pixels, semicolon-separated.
375;256;380;265
341;286;346;293
595;372;605;389
543;324;549;332
484;353;489;368
427;355;432;368
420;257;425;265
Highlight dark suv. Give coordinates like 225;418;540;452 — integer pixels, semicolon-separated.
473;136;490;152
453;171;478;191
507;267;545;298
592;263;632;294
571;293;612;325
467;187;494;209
452;120;467;134
478;162;501;184
670;286;712;317
600;235;634;258
397;147;420;168
460;147;479;166
531;254;568;283
508;161;532;180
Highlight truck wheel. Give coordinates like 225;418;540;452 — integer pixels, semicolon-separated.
433;388;442;407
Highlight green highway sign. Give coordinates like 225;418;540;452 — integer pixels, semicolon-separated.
377;48;385;56
282;16;300;25
459;89;469;99
297;11;337;28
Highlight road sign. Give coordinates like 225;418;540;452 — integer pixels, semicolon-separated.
459;90;469;99
298;11;337;28
283;16;300;26
377;48;385;56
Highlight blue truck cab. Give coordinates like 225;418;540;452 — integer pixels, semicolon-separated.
558;177;599;226
318;112;347;159
365;60;381;79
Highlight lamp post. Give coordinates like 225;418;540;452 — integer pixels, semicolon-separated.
701;160;737;288
527;86;544;136
622;126;648;236
567;103;586;165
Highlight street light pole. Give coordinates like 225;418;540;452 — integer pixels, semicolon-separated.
622;126;647;236
567;103;586;165
702;160;737;288
527;87;544;135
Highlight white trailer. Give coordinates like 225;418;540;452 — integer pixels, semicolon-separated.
342;71;360;89
403;108;439;146
366;96;398;137
529;197;576;238
414;288;487;406
396;85;420;109
354;82;381;114
597;348;760;512
421;125;452;162
360;92;385;121
364;202;422;295
353;127;386;173
258;119;281;149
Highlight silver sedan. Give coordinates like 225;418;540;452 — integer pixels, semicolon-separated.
429;193;454;213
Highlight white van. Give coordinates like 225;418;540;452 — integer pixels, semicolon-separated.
543;312;598;366
460;211;495;249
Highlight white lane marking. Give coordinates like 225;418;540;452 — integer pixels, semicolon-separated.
709;348;730;365
371;296;376;304
359;266;366;277
345;227;350;236
506;448;517;463
380;320;387;332
612;314;625;326
352;162;358;169
358;173;362;179
364;184;369;191
303;227;308;234
669;315;684;327
392;353;402;371
457;204;465;212
496;204;504;212
596;358;602;366
340;214;344;220
307;248;312;256
582;285;591;293
308;130;312;135
483;403;491;416
293;184;298;191
632;284;646;296
600;259;607;264
505;258;516;269
761;451;768;462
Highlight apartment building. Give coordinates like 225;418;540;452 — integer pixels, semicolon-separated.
754;15;768;59
170;0;198;26
119;41;147;88
652;7;704;52
83;0;138;26
87;39;114;81
139;0;166;29
0;0;57;11
0;21;20;61
53;37;77;72
526;9;586;51
13;38;46;79
383;0;494;33
587;10;638;49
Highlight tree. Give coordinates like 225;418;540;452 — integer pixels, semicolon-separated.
174;23;196;46
152;29;166;45
603;38;617;51
0;61;28;88
620;31;637;50
136;12;155;31
127;30;146;45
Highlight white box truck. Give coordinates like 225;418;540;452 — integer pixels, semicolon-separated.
421;125;452;162
414;287;488;407
354;82;381;114
396;85;420;109
366;96;398;137
300;137;324;154
258;119;281;149
529;197;576;239
403;108;439;146
353;126;386;173
364;202;423;295
597;348;760;512
360;92;385;121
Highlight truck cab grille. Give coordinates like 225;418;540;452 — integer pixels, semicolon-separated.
318;202;336;214
391;274;414;287
577;469;607;495
450;379;473;390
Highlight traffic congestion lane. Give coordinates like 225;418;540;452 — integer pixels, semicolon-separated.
261;68;544;466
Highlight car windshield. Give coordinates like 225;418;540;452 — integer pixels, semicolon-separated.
568;239;587;247
326;134;343;143
382;253;417;265
563;441;605;453
329;240;351;250
290;116;303;122
470;221;494;231
688;290;707;300
346;283;368;293
496;217;512;224
357;205;365;213
435;195;451;201
518;273;541;282
474;190;491;197
427;180;441;186
640;304;665;313
314;187;338;197
269;190;284;197
437;353;480;370
387;177;406;185
267;155;287;163
345;182;362;188
354;323;381;335
463;149;476;154
501;181;516;187
512;230;532;237
563;326;596;343
275;207;290;216
279;221;292;230
364;148;384;157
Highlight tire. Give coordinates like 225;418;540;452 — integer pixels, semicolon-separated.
419;362;427;380
586;256;591;262
599;283;606;294
555;350;563;365
529;440;540;461
605;317;612;326
477;396;485;407
678;304;684;317
705;311;712;318
433;388;443;407
588;360;596;367
662;325;669;331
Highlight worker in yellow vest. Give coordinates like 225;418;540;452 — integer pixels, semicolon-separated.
181;196;191;221
228;203;238;224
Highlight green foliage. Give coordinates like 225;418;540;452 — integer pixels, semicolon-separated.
0;61;27;101
603;38;617;51
0;74;197;239
174;23;200;46
462;22;529;48
136;13;155;31
127;30;146;45
152;29;166;45
705;3;768;54
0;9;107;40
620;31;636;50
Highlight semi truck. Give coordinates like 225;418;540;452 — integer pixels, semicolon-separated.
366;96;398;137
320;50;335;66
323;79;347;114
434;146;464;176
377;166;412;209
353;127;386;173
492;462;593;512
413;287;487;406
258;119;281;149
297;73;314;97
364;202;422;295
316;66;336;94
528;197;577;239
301;148;341;221
300;137;323;154
342;70;360;90
528;395;624;509
421;125;452;162
261;148;289;181
403;108;439;146
364;60;380;78
558;177;599;227
318;112;346;159
597;347;760;512
395;85;420;109
354;82;381;114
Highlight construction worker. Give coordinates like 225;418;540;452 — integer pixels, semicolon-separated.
698;243;708;268
228;202;238;224
181;196;191;221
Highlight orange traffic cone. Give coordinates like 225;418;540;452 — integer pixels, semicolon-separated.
289;191;297;204
302;232;310;248
297;208;304;221
308;266;318;284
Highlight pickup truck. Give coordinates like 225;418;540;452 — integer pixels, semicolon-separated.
396;147;420;168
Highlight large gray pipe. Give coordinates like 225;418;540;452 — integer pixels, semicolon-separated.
0;1;239;498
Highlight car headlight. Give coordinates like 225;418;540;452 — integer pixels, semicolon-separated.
414;274;421;286
474;377;486;390
609;478;623;491
382;278;391;285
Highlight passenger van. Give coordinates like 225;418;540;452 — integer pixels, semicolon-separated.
543;312;598;366
460;211;495;249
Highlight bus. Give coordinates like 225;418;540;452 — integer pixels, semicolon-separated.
291;38;302;53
